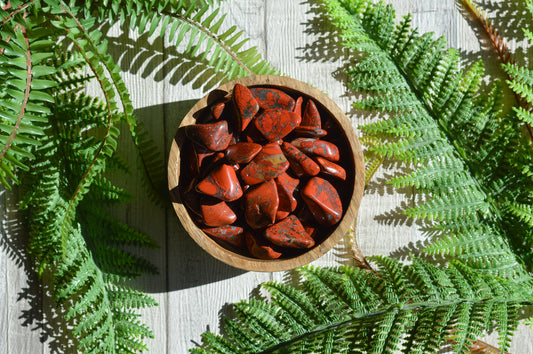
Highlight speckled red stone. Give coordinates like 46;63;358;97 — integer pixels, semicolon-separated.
293;96;303;116
250;87;296;110
316;156;346;180
275;172;299;212
200;200;237;227
245;232;282;259
196;164;243;201
301;99;321;128
203;225;244;247
254;109;301;142
211;101;225;120
240;142;289;185
291;138;340;162
293;126;328;138
185;120;233;151
244;179;279;229
281;141;320;177
193;145;215;172
301;177;343;226
234;83;260;131
264;215;315;248
225;142;262;164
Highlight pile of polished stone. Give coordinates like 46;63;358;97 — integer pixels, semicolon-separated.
180;84;347;259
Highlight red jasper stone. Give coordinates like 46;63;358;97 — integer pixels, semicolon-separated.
199;200;237;227
234;83;260;131
281;141;320;177
291;138;340;162
245;232;282;259
203;225;244;247
301;99;321;128
196;164;243;201
316;156;346;180
293;96;303;117
293;126;328;138
225;142;262;164
240;142;289;185
301;177;343;226
211;101;225;120
264;215;315;249
254;109;301;142
275;172;299;212
244;179;279;229
250;87;296;111
185;120;233;151
193;145;216;172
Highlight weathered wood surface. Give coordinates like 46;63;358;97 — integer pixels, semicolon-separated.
1;0;532;353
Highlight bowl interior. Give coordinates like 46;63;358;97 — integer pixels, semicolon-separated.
168;75;365;272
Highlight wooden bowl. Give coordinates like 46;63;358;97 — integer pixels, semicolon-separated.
168;75;365;272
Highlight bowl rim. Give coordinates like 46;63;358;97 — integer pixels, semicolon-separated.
168;75;365;272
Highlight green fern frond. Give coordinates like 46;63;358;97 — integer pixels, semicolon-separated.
194;259;532;353
320;0;533;281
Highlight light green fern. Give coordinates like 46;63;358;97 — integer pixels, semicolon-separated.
193;257;532;353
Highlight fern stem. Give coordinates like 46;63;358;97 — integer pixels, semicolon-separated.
161;9;254;76
459;0;533;141
0;23;31;162
0;0;38;29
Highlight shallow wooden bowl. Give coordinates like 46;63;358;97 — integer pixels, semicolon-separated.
168;75;365;272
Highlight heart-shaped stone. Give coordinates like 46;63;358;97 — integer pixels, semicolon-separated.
264;215;315;249
203;225;244;247
234;83;260;131
245;232;282;259
291;138;340;162
240;142;289;185
225;142;262;164
315;156;346;180
281;141;320;177
185;120;233;151
199;199;237;227
301;177;343;226
196;164;243;201
244;179;279;229
250;87;296;110
254;109;301;142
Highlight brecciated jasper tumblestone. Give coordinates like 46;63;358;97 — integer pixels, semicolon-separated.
240;142;289;185
181;83;350;259
301;176;343;226
264;215;315;249
196;163;243;202
254;109;301;142
185;120;232;151
244;179;279;229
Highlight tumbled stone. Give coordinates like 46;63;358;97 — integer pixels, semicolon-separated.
185;120;233;151
281;141;320;177
245;232;282;259
293;96;303;117
250;87;296;111
301;177;343;226
211;101;225;120
193;144;216;173
275;172;299;212
196;164;243;201
234;83;260;131
264;215;315;249
293;126;328;138
254;109;301;142
301;99;321;128
244;179;279;229
291;138;340;162
200;200;237;227
225;142;262;164
240;142;289;185
203;225;244;247
316;156;346;180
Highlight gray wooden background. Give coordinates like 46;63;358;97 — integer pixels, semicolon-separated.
1;0;533;352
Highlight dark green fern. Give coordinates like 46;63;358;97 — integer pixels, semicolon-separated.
192;257;532;353
319;0;533;285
